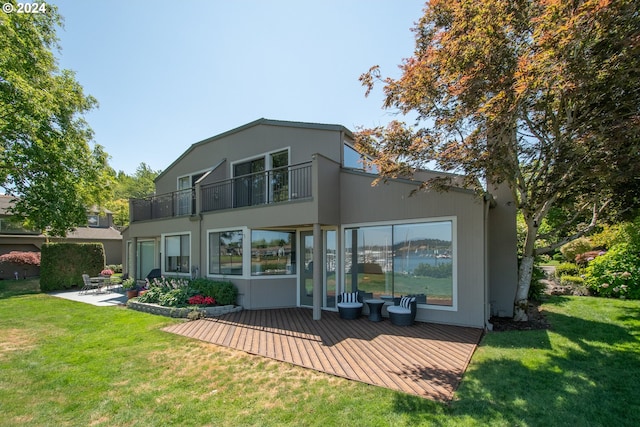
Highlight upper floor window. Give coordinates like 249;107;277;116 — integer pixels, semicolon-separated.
233;149;290;208
0;217;38;234
343;143;377;173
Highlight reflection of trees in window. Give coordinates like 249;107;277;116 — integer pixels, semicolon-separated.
271;150;289;202
251;230;295;275
209;230;243;275
234;158;265;207
345;221;453;306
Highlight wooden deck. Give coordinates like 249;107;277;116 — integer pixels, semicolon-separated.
163;308;483;401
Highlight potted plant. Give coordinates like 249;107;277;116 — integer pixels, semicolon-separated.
122;277;138;299
100;268;114;277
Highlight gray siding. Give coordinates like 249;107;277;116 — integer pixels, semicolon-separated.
124;120;517;329
340;170;487;328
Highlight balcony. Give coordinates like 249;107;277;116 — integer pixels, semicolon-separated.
130;188;195;222
130;162;312;222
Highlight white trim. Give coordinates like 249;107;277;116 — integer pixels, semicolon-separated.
176;167;213;189
160;232;192;277
230;147;291;178
340;216;458;312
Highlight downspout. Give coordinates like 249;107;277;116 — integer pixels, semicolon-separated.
484;193;493;331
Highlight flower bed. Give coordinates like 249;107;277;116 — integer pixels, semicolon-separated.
127;277;241;318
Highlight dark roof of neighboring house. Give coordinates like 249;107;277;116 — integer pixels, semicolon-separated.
156;118;354;182
59;227;122;240
0;194;15;212
1;196;113;216
0;195;121;240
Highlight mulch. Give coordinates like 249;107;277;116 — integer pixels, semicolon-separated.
489;300;551;332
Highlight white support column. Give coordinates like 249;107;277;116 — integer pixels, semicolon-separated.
312;223;322;320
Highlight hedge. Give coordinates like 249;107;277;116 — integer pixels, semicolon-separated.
40;243;105;291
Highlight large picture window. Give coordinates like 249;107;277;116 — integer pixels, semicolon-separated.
209;230;243;275
344;220;454;306
165;234;190;273
251;230;295;275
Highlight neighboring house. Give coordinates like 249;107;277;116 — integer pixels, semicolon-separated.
122;118;517;328
0;196;123;279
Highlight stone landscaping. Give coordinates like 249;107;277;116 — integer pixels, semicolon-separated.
127;299;242;318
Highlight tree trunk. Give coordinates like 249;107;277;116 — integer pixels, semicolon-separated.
514;255;534;321
514;218;538;321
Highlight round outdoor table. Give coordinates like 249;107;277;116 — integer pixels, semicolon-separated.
365;299;385;322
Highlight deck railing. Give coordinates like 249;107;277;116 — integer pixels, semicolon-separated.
130;188;195;222
200;162;312;212
130;162;312;222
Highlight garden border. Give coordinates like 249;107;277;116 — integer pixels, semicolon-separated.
127;300;242;318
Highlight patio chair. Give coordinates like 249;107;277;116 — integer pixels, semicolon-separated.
337;291;364;319
387;296;417;326
146;268;161;280
79;274;102;295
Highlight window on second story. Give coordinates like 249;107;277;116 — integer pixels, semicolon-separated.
0;217;38;234
233;149;290;207
343;143;378;173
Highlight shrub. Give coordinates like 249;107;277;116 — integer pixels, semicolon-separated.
213;281;238;306
189;278;218;298
107;264;123;273
414;262;452;278
188;295;216;306
158;288;190;307
590;224;622;250
585;243;640;299
560;275;584;287
189;279;238;306
187;309;205;321
0;251;41;266
555;263;579;278
528;265;547;301
136;286;163;304
575;250;606;266
560;238;592;262
40;243;105;291
135;277;238;307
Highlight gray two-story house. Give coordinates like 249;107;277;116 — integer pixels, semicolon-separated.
122;118;517;328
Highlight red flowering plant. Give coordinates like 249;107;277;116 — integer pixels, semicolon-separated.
188;295;216;306
100;268;114;276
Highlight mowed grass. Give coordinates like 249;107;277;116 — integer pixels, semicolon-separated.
1;279;639;426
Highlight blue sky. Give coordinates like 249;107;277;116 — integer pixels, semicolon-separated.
51;0;425;175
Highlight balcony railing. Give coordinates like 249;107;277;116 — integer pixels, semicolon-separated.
130;188;195;222
130;162;312;222
201;162;312;212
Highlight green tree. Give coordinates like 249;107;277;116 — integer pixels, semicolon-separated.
105;162;160;227
357;0;640;320
0;3;110;236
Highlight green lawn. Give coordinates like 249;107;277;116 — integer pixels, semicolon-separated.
1;279;639;426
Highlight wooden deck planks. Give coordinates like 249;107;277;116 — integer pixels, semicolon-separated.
163;308;483;401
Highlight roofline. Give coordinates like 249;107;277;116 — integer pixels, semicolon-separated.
155;118;354;182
